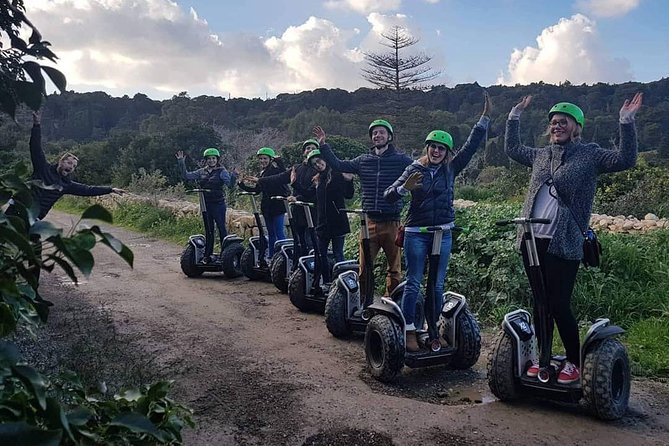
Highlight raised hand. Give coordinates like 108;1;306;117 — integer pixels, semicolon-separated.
32;111;41;125
290;166;297;184
619;92;643;122
175;150;185;160
483;90;492;116
510;95;532;116
313;126;326;145
404;172;423;191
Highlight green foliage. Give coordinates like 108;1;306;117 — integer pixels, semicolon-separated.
448;203;529;319
0;346;194;445
0;0;66;118
1;169;193;444
595;158;669;218
626;317;669;377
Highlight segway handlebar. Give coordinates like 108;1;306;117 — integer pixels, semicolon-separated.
496;218;551;226
238;191;260;196
271;195;289;201
293;200;314;207
187;188;213;193
338;209;383;216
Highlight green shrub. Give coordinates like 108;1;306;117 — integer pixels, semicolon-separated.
595;160;669;218
626;317;669;377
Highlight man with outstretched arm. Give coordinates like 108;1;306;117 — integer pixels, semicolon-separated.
25;111;125;220
313;121;411;296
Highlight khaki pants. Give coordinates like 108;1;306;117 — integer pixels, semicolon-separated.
359;219;402;296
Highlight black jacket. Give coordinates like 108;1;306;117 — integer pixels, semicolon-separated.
315;171;354;238
257;161;316;227
238;159;289;216
29;125;112;219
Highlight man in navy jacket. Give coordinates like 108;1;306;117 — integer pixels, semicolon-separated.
313;120;411;296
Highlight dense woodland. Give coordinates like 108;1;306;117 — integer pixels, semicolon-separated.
1;78;668;212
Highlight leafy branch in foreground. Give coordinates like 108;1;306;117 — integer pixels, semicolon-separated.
1;167;193;444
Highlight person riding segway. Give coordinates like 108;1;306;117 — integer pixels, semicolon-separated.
176;148;243;278
362;93;490;380
487;93;642;420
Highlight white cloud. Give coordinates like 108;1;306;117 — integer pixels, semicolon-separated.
324;0;401;15
25;0;367;99
575;0;641;18
497;14;632;86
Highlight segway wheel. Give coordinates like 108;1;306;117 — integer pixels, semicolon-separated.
180;244;204;278
364;315;404;382
221;242;244;279
581;338;631;420
442;309;481;369
487;331;520;401
240;246;259;281
288;268;310;312
270;252;289;293
324;285;352;338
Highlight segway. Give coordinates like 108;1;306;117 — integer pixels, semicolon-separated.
287;201;358;313
487;217;630;420
269;196;301;293
238;191;290;282
180;188;244;278
363;226;481;382
325;209;408;338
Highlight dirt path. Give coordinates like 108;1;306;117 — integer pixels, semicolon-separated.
37;211;669;445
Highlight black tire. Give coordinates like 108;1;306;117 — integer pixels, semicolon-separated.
324;285;352;338
270;252;289;293
180;244;203;278
487;331;520;401
364;315;404;382
581;338;630;420
288;268;310;312
221;242;244;278
441;309;481;369
240;246;259;281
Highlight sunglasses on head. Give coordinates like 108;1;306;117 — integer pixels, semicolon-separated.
428;143;448;152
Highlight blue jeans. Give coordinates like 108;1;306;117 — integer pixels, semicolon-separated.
316;234;345;283
401;230;452;328
204;201;227;257
265;213;286;257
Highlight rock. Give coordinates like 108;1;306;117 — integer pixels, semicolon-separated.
644;213;659;221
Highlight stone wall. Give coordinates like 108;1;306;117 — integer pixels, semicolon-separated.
91;194;667;236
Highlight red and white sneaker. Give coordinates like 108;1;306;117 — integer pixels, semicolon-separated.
557;361;580;384
526;360;539;377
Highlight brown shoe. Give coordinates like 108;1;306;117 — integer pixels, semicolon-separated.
406;330;420;352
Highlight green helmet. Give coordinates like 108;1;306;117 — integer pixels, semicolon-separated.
425;130;454;150
306;149;322;163
368;119;393;139
256;147;276;158
203;148;220;157
549;102;585;128
302;139;320;150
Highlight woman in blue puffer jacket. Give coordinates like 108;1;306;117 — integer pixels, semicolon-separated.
384;92;491;352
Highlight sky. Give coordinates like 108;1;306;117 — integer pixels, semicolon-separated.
25;0;668;100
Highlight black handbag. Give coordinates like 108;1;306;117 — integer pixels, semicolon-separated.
581;227;602;268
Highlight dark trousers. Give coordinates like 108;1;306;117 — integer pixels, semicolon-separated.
521;237;581;366
204;201;227;258
315;234;345;283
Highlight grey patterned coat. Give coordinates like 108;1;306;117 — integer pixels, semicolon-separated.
505;119;638;260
